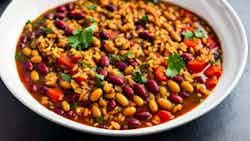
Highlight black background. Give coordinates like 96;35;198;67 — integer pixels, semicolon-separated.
0;0;250;140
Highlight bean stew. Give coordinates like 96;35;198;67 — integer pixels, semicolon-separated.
15;0;223;130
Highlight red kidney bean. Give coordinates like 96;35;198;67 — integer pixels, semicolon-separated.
29;83;37;93
194;76;205;84
99;31;110;40
39;85;48;95
57;6;67;13
80;99;91;108
24;61;33;71
123;84;134;98
181;53;194;62
99;124;108;129
98;69;108;78
105;4;117;12
66;3;74;11
116;61;127;71
27;32;36;41
37;62;49;74
135;111;152;120
134;83;148;99
68;93;79;103
146;80;159;94
169;94;183;103
108;99;116;110
127;59;138;67
54;20;67;30
127;118;141;129
108;75;124;86
65;27;73;36
66;110;76;118
121;125;129;130
135;24;144;30
54;108;65;115
99;55;110;67
173;75;184;83
68;11;84;19
19;36;27;48
45;13;54;19
139;32;153;42
55;12;66;20
179;91;190;98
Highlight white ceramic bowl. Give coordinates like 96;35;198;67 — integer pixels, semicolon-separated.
0;0;247;136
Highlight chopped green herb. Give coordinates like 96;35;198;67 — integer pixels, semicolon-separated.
96;74;104;80
86;5;96;10
194;29;205;38
132;71;147;84
214;52;222;61
25;20;32;25
33;18;46;29
67;24;97;50
182;31;194;39
44;27;53;34
145;0;159;3
141;15;149;25
96;74;104;87
96;116;103;124
210;60;216;64
139;64;149;73
89;17;97;23
109;54;120;64
70;103;77;110
78;60;93;68
60;73;72;82
165;53;185;78
120;51;132;62
15;52;21;60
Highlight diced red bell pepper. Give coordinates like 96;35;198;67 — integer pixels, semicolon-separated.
206;36;218;49
184;38;200;48
58;54;74;69
155;67;168;81
74;76;85;84
205;76;218;90
157;110;174;123
47;88;64;102
204;65;222;77
187;60;207;73
71;55;82;63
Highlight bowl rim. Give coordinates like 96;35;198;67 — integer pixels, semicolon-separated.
0;0;248;136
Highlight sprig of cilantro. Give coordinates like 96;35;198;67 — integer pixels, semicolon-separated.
44;27;53;34
132;71;147;84
96;74;104;87
96;116;103;124
165;53;185;78
67;24;97;50
182;31;193;39
182;28;205;39
86;5;96;10
194;29;205;38
60;73;72;82
120;51;132;61
141;15;149;25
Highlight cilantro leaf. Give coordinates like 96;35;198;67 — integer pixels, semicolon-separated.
182;31;194;39
89;17;97;23
96;74;104;87
96;116;103;124
86;5;96;10
109;54;120;64
165;53;185;78
132;71;147;84
67;24;97;50
141;15;149;25
15;52;21;60
25;20;32;25
120;51;132;61
78;60;93;68
44;27;53;34
70;103;77;110
60;73;72;82
194;29;205;38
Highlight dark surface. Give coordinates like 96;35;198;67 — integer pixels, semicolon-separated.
0;0;250;140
